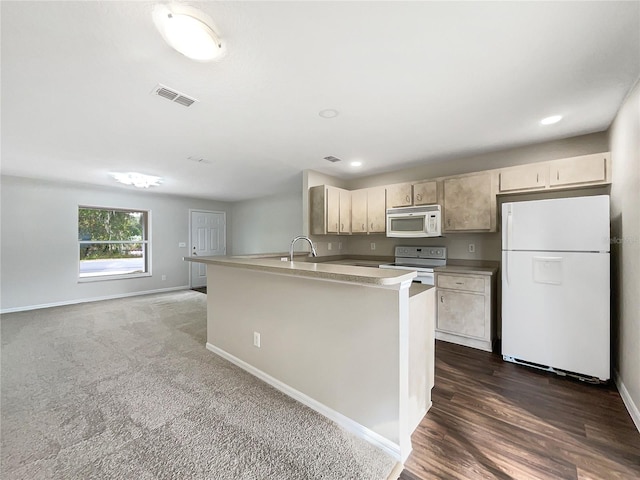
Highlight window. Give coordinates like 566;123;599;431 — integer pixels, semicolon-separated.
78;207;150;280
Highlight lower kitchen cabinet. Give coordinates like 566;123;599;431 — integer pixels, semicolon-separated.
435;270;496;352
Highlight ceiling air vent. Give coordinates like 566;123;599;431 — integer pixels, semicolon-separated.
151;84;197;107
324;156;341;163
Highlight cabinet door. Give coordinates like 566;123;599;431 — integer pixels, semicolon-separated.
549;153;607;187
499;164;547;192
339;189;352;234
386;183;413;208
351;189;368;234
437;290;486;339
367;186;386;233
413;181;437;205
443;173;493;231
326;186;340;234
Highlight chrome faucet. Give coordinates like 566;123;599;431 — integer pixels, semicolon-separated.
289;235;317;262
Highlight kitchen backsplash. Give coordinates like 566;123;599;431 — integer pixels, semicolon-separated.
310;232;502;261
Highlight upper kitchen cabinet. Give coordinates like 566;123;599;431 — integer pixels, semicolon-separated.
367;186;386;233
386;183;413;208
351;187;386;234
339;189;352;234
497;152;611;194
549;152;609;188
351;189;368;234
309;185;351;235
443;172;497;232
499;163;548;193
413;181;438;205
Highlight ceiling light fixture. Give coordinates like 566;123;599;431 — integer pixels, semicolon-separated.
319;109;339;119
350;161;363;167
152;5;223;62
111;172;163;188
540;115;563;125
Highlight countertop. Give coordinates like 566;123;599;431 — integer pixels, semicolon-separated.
321;257;498;276
434;265;498;276
184;255;416;286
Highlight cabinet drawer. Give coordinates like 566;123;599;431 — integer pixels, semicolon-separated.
437;274;485;293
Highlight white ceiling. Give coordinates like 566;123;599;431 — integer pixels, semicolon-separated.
2;1;639;202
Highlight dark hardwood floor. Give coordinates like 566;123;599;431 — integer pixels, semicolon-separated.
399;341;640;480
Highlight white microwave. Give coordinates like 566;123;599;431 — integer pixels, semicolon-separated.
386;205;442;237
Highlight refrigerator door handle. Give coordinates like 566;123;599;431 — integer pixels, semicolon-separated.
506;209;513;251
505;251;510;285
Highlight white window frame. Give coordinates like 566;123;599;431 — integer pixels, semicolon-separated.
78;205;152;282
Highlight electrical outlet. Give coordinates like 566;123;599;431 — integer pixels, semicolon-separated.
370;242;376;251
161;275;167;281
253;332;261;348
328;242;332;251
468;243;476;253
178;242;186;247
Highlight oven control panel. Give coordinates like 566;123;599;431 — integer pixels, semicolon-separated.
395;245;447;260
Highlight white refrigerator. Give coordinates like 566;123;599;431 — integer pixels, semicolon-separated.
501;195;610;381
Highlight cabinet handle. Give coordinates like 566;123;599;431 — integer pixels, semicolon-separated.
557;171;560;181
362;223;365;230
371;222;374;230
455;282;463;285
341;223;344;231
406;194;410;203
417;193;422;201
536;173;539;183
440;295;444;303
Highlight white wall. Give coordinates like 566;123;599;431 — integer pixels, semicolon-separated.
0;176;230;312
609;79;640;430
230;190;302;255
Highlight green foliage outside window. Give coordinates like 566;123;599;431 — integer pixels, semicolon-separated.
78;208;146;260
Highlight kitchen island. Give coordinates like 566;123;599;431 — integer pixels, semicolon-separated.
184;255;435;463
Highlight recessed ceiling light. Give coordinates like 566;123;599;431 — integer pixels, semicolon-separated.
319;109;339;119
110;172;162;188
152;5;222;62
350;161;363;167
540;115;562;125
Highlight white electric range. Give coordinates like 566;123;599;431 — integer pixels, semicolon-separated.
379;245;447;285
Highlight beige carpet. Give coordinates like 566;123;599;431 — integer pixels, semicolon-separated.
1;290;396;479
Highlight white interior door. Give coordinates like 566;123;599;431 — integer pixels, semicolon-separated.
190;210;226;288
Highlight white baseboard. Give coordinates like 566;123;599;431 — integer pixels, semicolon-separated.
205;342;402;461
0;286;191;314
614;369;640;433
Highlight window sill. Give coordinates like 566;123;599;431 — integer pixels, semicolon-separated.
78;272;152;283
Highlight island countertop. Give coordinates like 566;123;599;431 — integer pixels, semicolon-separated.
184;255;417;286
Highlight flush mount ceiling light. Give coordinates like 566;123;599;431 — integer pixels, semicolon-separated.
319;109;339;119
350;161;363;167
111;172;163;188
540;115;563;125
152;5;223;61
